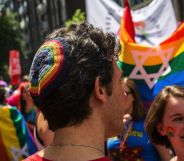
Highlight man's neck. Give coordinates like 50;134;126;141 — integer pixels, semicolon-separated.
39;114;106;161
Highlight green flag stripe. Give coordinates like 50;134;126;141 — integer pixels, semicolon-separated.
10;107;26;147
118;51;184;82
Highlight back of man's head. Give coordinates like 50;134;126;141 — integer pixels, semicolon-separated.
29;22;118;131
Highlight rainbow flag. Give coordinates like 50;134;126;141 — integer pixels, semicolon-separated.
0;105;38;161
118;1;184;107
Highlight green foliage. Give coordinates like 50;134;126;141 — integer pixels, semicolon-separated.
64;9;85;27
0;10;26;81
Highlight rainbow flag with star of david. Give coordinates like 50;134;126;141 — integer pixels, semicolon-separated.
0;105;38;161
118;0;184;108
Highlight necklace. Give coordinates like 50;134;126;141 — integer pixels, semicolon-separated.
49;143;105;154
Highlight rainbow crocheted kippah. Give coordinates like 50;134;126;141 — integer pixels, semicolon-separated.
29;37;71;105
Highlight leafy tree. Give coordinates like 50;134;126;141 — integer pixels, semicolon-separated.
0;10;26;81
64;9;85;27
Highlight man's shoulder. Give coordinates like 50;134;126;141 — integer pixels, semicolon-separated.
23;155;111;161
23;153;52;161
90;157;111;161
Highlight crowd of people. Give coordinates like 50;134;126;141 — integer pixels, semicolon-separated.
106;77;171;161
0;22;184;161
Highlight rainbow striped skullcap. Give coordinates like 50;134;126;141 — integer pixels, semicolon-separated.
29;37;71;105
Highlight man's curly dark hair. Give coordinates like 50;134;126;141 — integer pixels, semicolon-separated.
36;22;119;131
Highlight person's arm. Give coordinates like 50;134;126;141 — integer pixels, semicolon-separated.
154;144;172;161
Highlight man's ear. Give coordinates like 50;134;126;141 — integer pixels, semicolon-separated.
94;76;106;102
156;124;166;136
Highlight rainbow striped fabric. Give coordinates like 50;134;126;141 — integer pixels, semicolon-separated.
118;1;184;107
29;37;70;106
0;105;38;161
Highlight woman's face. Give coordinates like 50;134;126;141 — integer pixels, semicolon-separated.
159;97;184;155
121;83;134;115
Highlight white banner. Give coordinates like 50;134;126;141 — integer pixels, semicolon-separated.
85;0;177;46
85;0;120;33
